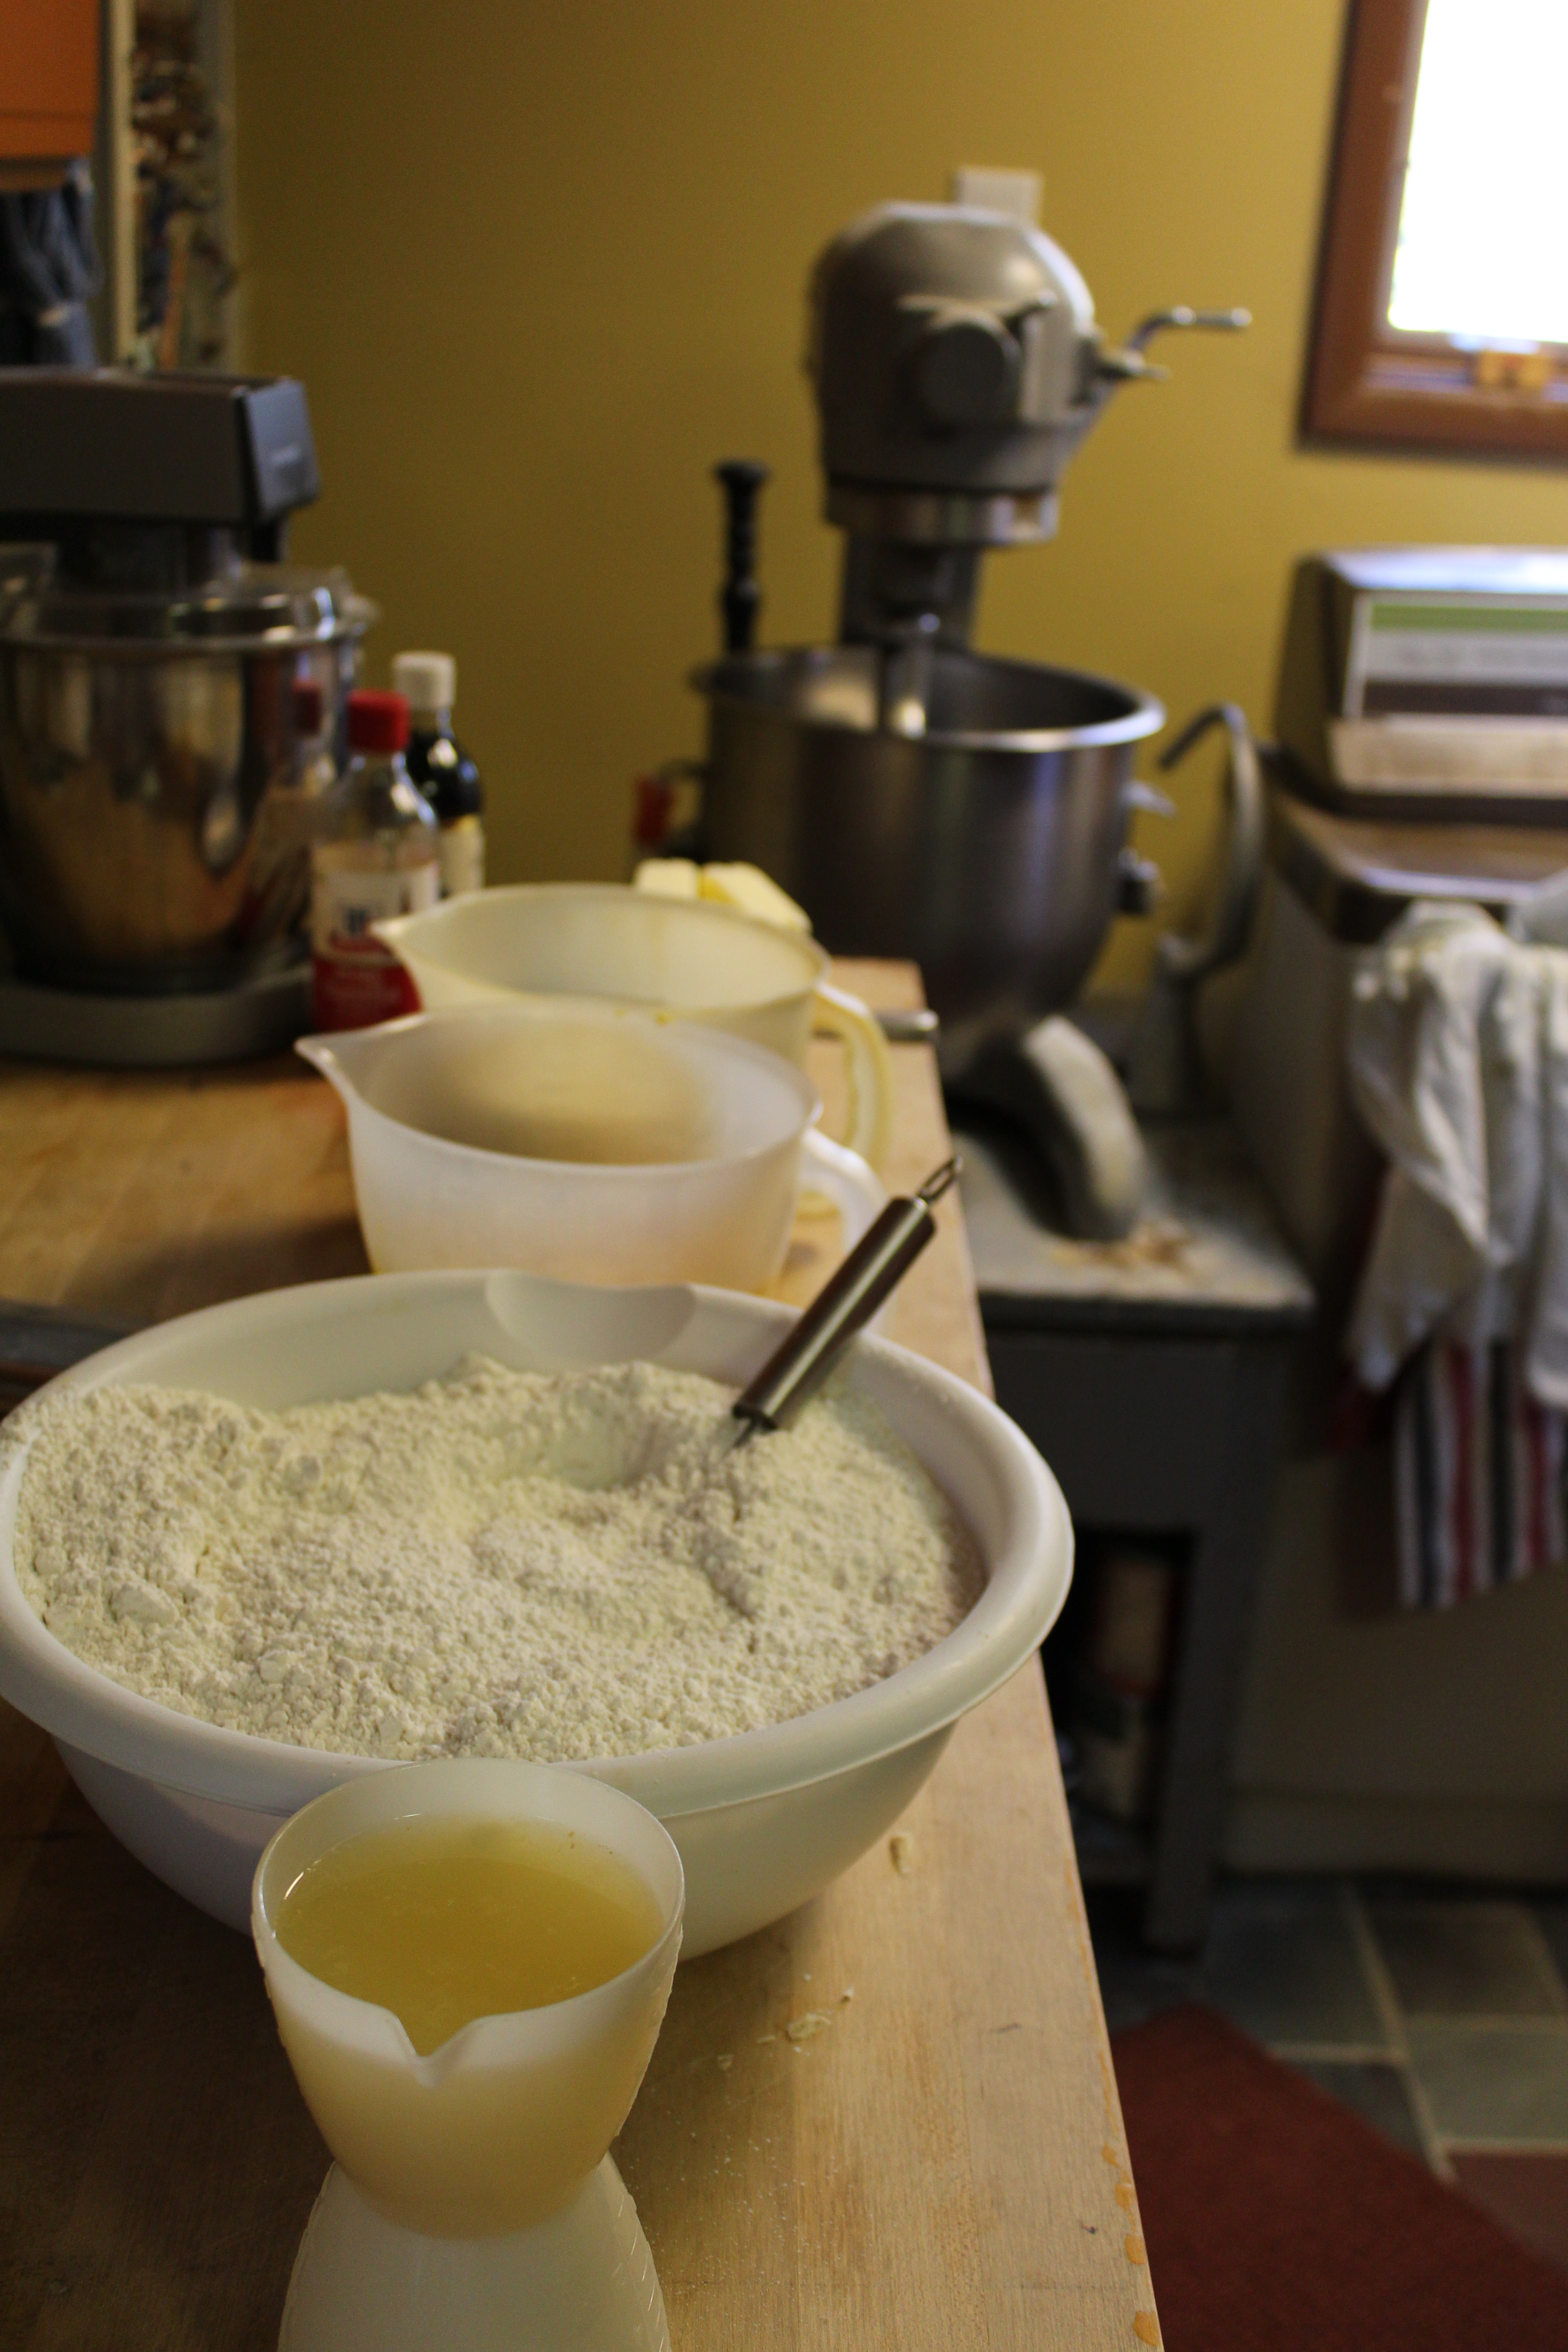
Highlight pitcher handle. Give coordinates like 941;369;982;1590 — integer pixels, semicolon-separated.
799;1127;887;1258
811;982;895;1174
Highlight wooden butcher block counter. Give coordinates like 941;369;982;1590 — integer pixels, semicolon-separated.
0;961;1160;2352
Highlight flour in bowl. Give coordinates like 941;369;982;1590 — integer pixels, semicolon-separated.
10;1358;980;1761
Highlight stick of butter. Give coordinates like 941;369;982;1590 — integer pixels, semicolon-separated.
633;858;813;934
632;858;701;900
698;863;813;934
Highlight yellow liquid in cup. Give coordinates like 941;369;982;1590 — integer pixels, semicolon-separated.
275;1816;665;2056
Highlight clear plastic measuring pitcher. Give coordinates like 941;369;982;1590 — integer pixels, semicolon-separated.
297;1001;885;1290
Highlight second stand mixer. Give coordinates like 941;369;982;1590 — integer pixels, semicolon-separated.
682;199;1248;1235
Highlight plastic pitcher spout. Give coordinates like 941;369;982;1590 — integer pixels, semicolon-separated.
254;1760;683;2244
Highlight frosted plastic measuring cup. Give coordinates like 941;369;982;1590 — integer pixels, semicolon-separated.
372;883;895;1171
253;1758;683;2351
297;1002;886;1290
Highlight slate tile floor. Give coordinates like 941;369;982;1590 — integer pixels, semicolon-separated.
1090;1876;1568;2273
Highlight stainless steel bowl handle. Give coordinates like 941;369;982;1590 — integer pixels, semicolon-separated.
1153;701;1264;981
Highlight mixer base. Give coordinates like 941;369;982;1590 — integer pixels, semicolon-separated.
0;961;310;1068
948;1016;1150;1241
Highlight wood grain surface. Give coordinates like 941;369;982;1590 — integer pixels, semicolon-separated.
0;963;1161;2351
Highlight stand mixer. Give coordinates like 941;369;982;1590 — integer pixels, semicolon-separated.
0;370;375;1066
686;201;1248;1235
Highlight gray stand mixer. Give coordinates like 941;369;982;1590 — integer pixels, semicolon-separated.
0;370;374;1066
686;201;1247;1235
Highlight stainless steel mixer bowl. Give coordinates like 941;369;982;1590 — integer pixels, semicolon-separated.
691;646;1165;1076
0;561;375;993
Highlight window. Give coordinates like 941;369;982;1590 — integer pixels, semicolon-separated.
1303;0;1568;457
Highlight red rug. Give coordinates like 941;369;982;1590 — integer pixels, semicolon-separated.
1112;2004;1568;2351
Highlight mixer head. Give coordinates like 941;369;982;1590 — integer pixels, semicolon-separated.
807;202;1246;649
0;368;321;589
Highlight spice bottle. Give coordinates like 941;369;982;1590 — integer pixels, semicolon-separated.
309;688;439;1031
392;650;485;897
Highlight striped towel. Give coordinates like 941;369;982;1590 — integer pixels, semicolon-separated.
1395;1341;1565;1608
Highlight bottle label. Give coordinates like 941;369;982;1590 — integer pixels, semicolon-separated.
310;857;439;1031
439;817;486;898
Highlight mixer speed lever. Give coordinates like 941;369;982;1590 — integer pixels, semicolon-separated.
714;460;770;655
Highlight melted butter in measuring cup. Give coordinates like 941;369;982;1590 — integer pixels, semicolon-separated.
275;1815;666;2056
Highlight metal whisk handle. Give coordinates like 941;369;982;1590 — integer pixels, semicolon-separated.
730;1158;960;1439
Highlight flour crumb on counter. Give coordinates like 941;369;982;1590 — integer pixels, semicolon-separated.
784;2010;834;2044
890;1831;916;1874
9;1356;980;1764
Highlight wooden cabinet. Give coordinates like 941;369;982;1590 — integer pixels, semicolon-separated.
0;0;98;185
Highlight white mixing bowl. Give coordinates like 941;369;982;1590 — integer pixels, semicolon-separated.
0;1271;1071;1956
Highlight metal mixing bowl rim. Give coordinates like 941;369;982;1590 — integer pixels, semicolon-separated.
0;612;378;657
689;645;1166;753
0;578;380;658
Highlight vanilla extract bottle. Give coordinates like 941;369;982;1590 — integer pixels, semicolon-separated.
392;650;485;897
309;688;439;1031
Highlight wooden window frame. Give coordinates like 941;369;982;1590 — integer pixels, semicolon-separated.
1303;0;1568;460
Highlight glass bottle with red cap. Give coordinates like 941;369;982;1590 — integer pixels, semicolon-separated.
309;687;439;1031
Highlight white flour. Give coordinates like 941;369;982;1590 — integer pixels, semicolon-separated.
10;1358;980;1762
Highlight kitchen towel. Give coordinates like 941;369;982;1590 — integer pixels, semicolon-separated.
1347;903;1544;1388
1345;900;1568;1604
1394;1338;1565;1608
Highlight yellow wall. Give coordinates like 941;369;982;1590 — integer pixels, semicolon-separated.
235;0;1568;989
